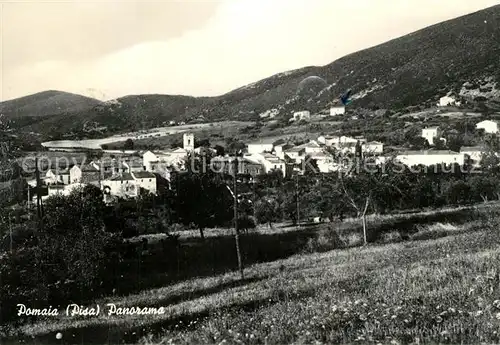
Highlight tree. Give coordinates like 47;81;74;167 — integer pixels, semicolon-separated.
172;170;232;239
2;185;124;311
255;197;280;228
124;139;134;150
468;175;499;202
338;159;405;244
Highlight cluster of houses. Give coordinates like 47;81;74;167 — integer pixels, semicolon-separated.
289;104;347;123
34;114;500;203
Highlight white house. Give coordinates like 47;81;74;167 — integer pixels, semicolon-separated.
91;159;128;177
45;169;70;185
131;171;157;195
259;109;279;119
330;106;346;116
293;111;311;121
307;151;338;173
284;146;306;163
476;120;499;134
143;148;188;172
46;182;89;199
438;95;458;107
245;153;287;177
247;138;283;155
460;146;486;166
123;159;145;172
183;133;194;152
101;173;138;199
396;150;465;167
362;141;384;154
69;165;101;185
421;127;441;146
336;136;358;147
273;143;293;160
297;140;323;154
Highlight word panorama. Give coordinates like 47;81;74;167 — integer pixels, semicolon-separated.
16;303;166;317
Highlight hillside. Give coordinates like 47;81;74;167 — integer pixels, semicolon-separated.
5;4;500;139
0;90;102;119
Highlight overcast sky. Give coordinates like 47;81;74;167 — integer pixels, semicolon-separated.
1;0;499;101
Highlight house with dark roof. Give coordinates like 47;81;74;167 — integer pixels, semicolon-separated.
101;173;138;199
70;164;100;185
131;171;157;194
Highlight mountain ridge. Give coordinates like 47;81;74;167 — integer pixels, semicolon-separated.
3;4;500;139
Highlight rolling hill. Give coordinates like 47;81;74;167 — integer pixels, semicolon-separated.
0;90;103;119
3;4;500;139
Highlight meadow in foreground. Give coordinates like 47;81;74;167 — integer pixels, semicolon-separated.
9;207;500;345
140;220;500;345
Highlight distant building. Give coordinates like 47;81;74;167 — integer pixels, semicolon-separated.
421;127;441;146
273;143;294;160
307;151;338;173
284;141;323;163
100;171;157;199
293;111;311;121
91;159;127;178
476;120;499;134
245;153;287;177
321;136;358;148
123;159;145;172
247;138;284;155
183;133;194;152
460;146;486;166
329;106;345;116
362;141;384;154
396;150;465;167
438;95;458;107
101;173;138;199
132;171;157;195
45;169;70;185
142;148;188;172
211;156;264;176
70;164;100;185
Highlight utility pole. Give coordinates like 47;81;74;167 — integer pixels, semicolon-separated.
27;180;31;221
296;171;300;229
35;157;43;231
9;212;12;253
233;158;244;280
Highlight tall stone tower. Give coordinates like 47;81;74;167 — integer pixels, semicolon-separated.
183;133;194;152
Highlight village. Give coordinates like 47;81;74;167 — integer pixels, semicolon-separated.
32;92;499;204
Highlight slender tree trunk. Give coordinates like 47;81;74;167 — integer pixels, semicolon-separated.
362;215;367;245
199;226;205;240
361;197;370;246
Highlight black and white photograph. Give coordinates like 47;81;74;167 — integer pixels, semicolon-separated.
2;0;500;343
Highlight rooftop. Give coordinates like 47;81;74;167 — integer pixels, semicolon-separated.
460;146;485;152
398;150;460;156
125;160;144;167
132;171;156;179
81;165;99;173
285;147;306;153
109;173;135;181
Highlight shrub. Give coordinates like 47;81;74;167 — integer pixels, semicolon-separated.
380;231;403;244
304;226;346;253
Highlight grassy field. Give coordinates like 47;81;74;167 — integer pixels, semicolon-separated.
4;203;500;344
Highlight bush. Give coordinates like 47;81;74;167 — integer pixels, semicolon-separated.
380;231;403;244
304;226;346;253
0;186;123;323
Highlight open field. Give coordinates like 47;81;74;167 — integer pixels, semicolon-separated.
3;203;500;344
41;121;254;150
